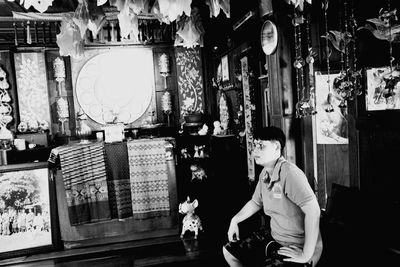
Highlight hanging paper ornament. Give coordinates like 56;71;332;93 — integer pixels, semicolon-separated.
161;91;172;114
56;16;84;59
159;53;170;76
23;0;54;13
53;57;66;83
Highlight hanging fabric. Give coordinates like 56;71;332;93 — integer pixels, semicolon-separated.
127;138;171;219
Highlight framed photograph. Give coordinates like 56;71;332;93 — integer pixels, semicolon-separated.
221;55;229;82
0;162;60;260
366;67;400;111
315;72;349;144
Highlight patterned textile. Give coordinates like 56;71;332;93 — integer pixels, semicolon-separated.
127;138;170;219
104;142;133;219
175;47;204;117
58;142;111;225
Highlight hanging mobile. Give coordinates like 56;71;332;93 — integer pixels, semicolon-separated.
322;0;334;113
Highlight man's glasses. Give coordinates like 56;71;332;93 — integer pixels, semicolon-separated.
253;140;266;151
253;140;276;151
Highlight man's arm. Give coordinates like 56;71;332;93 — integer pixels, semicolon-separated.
277;198;321;264
231;199;262;224
300;199;321;262
227;200;261;241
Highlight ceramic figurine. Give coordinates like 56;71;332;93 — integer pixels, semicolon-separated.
190;164;207;181
213;120;223;135
179;197;203;239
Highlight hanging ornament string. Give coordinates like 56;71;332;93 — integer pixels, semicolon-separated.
323;0;334;113
380;0;400;101
294;9;306;118
294;5;316;118
305;6;317;115
350;0;362;97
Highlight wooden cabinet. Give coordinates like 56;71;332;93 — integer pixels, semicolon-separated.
176;133;256;247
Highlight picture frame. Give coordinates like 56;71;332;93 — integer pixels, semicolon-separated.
0;162;60;260
314;72;349;145
221;55;229;82
365;66;400;111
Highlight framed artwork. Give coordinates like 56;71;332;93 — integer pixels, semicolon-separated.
0;162;59;260
13;52;52;133
366;67;400;111
315;72;349;144
221;55;229;82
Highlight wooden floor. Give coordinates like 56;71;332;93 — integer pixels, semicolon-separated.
0;235;229;267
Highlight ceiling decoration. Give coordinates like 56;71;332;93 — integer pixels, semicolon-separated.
2;0;230;57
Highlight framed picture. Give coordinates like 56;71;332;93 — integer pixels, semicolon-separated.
0;162;60;260
13;52;52;133
315;72;349;144
221;55;229;82
366;67;400;111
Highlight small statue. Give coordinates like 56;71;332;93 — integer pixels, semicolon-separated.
179;197;203;239
190;164;207;181
213;120;223;135
180;148;190;159
193;145;200;158
198;124;208;135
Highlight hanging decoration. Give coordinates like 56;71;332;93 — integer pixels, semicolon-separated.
321;0;334;113
205;0;230;18
305;10;318;115
6;0;54;13
159;53;172;126
53;57;70;136
175;7;205;48
293;9;315;118
331;0;362;108
285;0;312;12
380;1;400;100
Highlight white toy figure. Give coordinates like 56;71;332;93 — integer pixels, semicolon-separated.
198;124;208;135
179;197;203;239
193;145;200;158
190;164;207;181
213;120;223;135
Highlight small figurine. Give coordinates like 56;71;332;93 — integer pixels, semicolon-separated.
190;164;207;181
179;197;203;239
198;145;205;158
198;124;208;135
180;148;190;159
213;120;223;135
193;145;200;158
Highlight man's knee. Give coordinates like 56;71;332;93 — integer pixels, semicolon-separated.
223;246;240;264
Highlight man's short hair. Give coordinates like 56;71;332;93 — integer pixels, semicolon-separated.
254;126;286;153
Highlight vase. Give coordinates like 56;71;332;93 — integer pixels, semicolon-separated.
184;113;203;124
75;112;92;143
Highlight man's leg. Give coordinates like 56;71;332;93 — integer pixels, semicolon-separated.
223;246;244;267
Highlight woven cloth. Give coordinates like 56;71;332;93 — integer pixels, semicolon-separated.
127;139;170;219
104;142;133;219
58;142;111;225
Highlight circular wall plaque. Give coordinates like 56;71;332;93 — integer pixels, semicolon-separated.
75;49;154;125
260;20;278;55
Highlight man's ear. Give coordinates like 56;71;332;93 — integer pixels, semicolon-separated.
274;141;281;152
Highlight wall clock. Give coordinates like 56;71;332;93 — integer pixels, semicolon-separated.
260;20;278;55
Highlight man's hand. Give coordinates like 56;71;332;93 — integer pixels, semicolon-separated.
227;219;240;242
278;245;310;264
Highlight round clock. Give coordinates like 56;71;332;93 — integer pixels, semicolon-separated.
260;20;278;55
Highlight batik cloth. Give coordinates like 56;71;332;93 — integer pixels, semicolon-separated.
104;142;133;219
127;138;170;219
58;142;111;225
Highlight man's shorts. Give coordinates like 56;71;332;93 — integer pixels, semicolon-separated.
224;227;311;267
